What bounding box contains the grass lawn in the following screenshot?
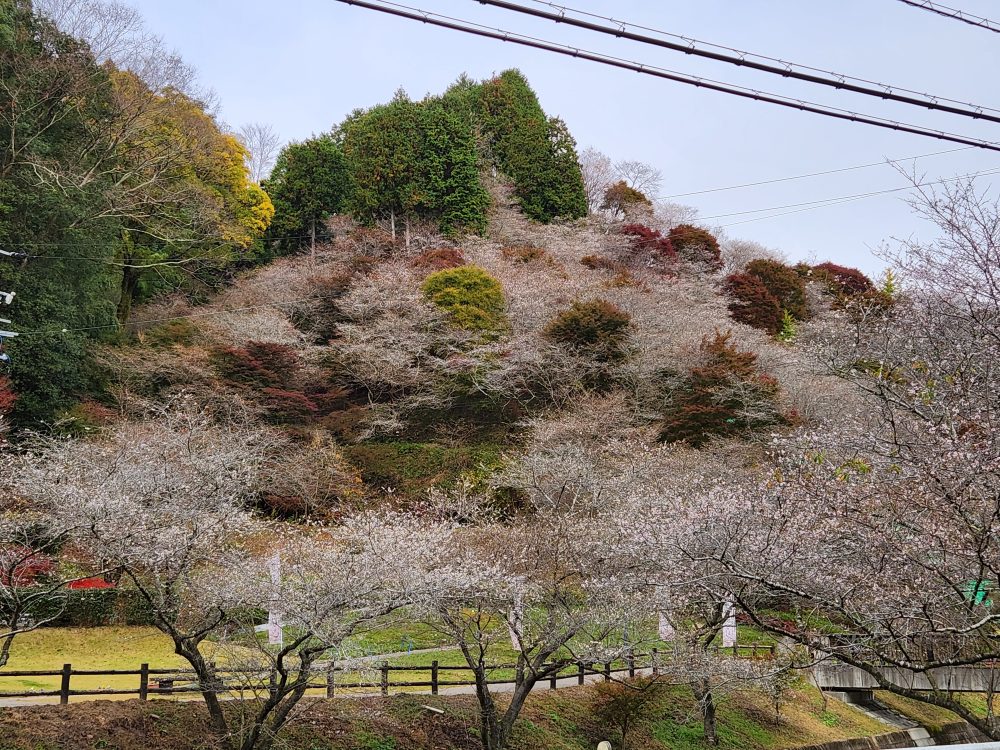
[0,626,185,699]
[874,690,1000,733]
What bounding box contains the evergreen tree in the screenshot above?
[342,92,488,238]
[264,134,352,255]
[0,1,119,425]
[476,70,587,222]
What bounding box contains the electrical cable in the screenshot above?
[332,0,1000,153]
[711,167,1000,226]
[476,0,1000,123]
[14,300,310,337]
[662,146,971,199]
[895,0,1000,33]
[518,0,1000,88]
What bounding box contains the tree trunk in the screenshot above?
[486,678,535,750]
[404,216,410,249]
[117,264,140,328]
[474,668,502,750]
[310,217,316,263]
[178,645,233,750]
[390,209,396,241]
[695,679,718,746]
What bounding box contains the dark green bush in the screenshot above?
[343,441,504,499]
[421,265,507,333]
[544,299,632,363]
[141,319,199,348]
[29,588,156,628]
[602,181,651,214]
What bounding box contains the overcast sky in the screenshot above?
[126,0,1000,275]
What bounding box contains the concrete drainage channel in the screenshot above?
[825,690,935,747]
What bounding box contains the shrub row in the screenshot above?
[27,587,157,628]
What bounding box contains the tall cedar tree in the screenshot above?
[263,134,353,254]
[659,331,785,446]
[342,92,488,236]
[476,70,587,222]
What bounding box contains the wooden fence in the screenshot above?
[0,643,777,704]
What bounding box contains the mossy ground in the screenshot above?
[0,682,893,750]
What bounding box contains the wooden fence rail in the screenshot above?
[0,643,777,704]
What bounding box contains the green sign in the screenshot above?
[963,579,994,607]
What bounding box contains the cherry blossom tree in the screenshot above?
[681,178,1000,738]
[15,408,449,750]
[420,442,654,750]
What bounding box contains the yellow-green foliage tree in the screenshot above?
[108,71,274,323]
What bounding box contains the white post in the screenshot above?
[722,597,737,648]
[267,553,283,647]
[658,611,675,640]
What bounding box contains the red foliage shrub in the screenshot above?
[501,245,548,264]
[668,224,722,268]
[411,247,466,272]
[621,224,677,260]
[744,259,809,320]
[581,254,619,271]
[0,376,16,414]
[0,547,54,586]
[213,342,301,389]
[812,262,874,296]
[659,330,785,447]
[261,388,319,424]
[68,576,115,590]
[724,273,783,334]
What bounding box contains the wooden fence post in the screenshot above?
[139,663,149,701]
[577,662,585,686]
[651,648,659,677]
[59,664,71,705]
[380,662,389,696]
[431,660,439,696]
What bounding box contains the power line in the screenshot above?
[15,301,309,337]
[333,0,1000,153]
[517,0,1000,93]
[476,0,1000,124]
[699,165,1000,220]
[662,146,971,199]
[710,166,1000,227]
[895,0,1000,33]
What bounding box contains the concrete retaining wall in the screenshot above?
[793,729,919,750]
